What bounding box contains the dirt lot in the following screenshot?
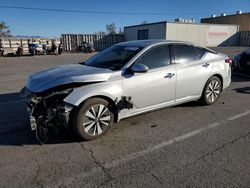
[0,48,250,187]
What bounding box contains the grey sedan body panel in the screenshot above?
[64,78,123,106]
[175,57,214,100]
[62,41,231,121]
[122,64,177,108]
[25,40,231,126]
[209,53,231,89]
[119,94,200,121]
[27,64,113,92]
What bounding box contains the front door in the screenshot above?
[122,44,176,109]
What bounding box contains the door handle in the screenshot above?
[164,73,175,78]
[202,63,210,68]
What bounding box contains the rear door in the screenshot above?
[172,44,213,100]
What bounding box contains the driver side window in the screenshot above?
[135,45,171,69]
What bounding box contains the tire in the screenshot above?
[30,50,35,56]
[200,76,222,105]
[73,98,114,140]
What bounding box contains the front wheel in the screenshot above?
[200,76,222,105]
[73,98,114,140]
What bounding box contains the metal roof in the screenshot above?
[124,21,239,28]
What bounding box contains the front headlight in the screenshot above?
[20,87,33,99]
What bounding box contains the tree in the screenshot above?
[106,23,116,34]
[0,22,11,37]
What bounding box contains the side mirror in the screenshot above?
[131,63,148,73]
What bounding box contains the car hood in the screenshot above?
[26,64,113,93]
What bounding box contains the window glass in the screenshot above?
[196,47,207,59]
[135,45,171,69]
[173,44,198,63]
[85,45,143,70]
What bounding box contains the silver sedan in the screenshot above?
[22,40,231,142]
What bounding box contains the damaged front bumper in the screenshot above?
[21,87,74,143]
[27,101,73,131]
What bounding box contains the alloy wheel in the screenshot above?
[82,104,111,136]
[206,80,221,103]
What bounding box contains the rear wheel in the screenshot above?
[73,98,114,140]
[200,76,222,105]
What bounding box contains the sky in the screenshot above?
[0,0,249,37]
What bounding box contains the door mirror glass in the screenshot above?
[131,63,148,73]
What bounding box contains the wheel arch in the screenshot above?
[89,95,119,123]
[73,95,119,123]
[199,74,223,105]
[211,74,223,91]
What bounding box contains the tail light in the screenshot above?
[225,59,233,64]
[225,58,233,66]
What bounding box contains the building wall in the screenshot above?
[239,31,250,46]
[201,13,250,31]
[124,22,166,41]
[166,23,239,46]
[124,22,239,47]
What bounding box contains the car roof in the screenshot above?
[244,48,250,55]
[117,39,217,54]
[117,39,194,48]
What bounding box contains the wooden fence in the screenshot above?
[239,31,250,46]
[61,34,124,51]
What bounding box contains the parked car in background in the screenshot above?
[16,44,23,56]
[28,43,47,56]
[28,43,38,56]
[47,43,57,55]
[233,48,250,76]
[58,44,63,55]
[21,40,231,143]
[0,47,4,57]
[82,42,95,53]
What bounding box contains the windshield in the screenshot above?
[85,45,143,70]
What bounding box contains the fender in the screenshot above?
[64,80,123,106]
